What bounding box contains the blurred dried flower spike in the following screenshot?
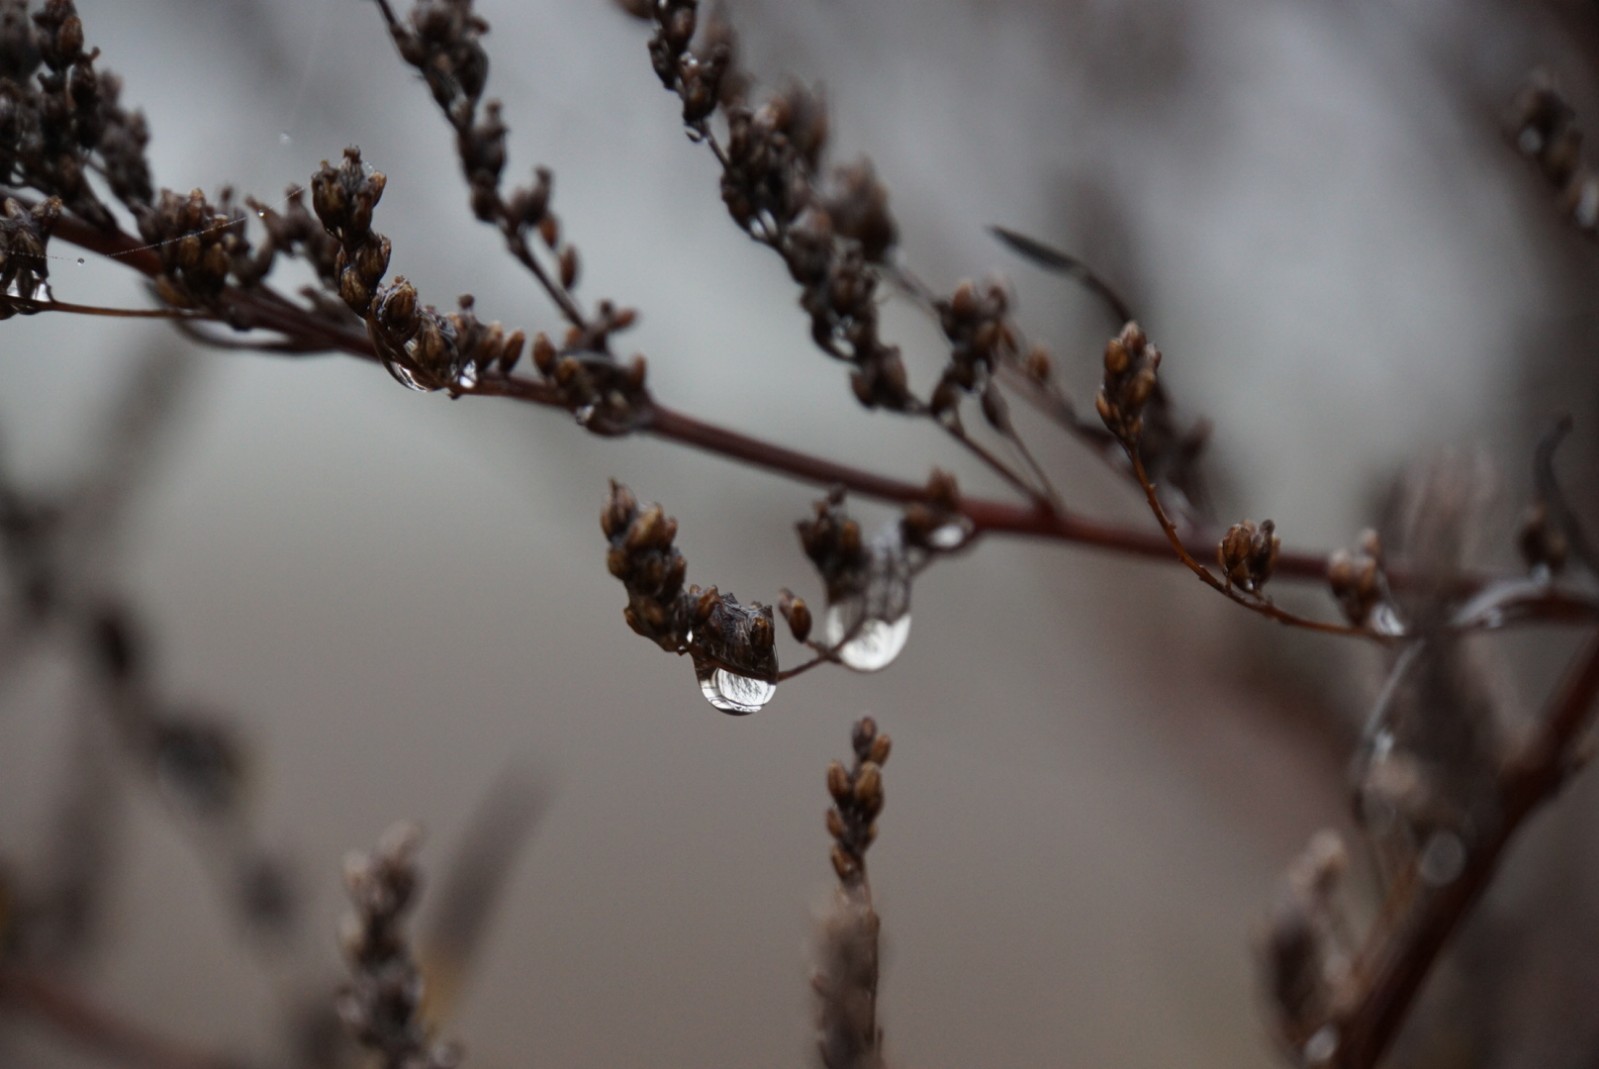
[1327,530,1400,633]
[1260,830,1353,1060]
[798,490,913,673]
[1096,321,1161,447]
[815,717,890,1069]
[337,823,460,1069]
[601,481,779,713]
[1509,73,1599,233]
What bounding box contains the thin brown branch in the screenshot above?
[1331,630,1599,1068]
[1128,450,1388,641]
[30,200,1598,630]
[0,966,234,1069]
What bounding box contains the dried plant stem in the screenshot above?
[1330,630,1599,1068]
[1128,450,1390,640]
[0,966,233,1069]
[26,208,1598,629]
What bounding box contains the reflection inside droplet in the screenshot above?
[698,667,775,715]
[383,353,432,392]
[1369,603,1404,636]
[823,600,912,672]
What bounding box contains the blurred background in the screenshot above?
[5,0,1599,1066]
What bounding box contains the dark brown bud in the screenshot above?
[852,762,884,817]
[498,329,527,372]
[950,279,979,320]
[830,845,857,884]
[826,760,851,804]
[825,807,846,840]
[558,245,579,289]
[532,332,557,375]
[537,213,559,248]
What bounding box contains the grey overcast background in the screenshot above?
[5,1,1599,1067]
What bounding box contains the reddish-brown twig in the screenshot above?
[1329,630,1599,1068]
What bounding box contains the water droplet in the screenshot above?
[74,256,85,265]
[822,526,913,671]
[382,354,433,392]
[574,404,597,426]
[697,667,775,715]
[1370,603,1405,636]
[928,519,970,550]
[824,604,912,671]
[1418,831,1466,886]
[1302,1025,1339,1065]
[454,359,479,391]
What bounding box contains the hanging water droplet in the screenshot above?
[574,404,597,426]
[454,359,479,391]
[697,667,776,715]
[1369,603,1404,636]
[74,256,85,266]
[927,521,969,550]
[824,605,911,671]
[1302,1025,1339,1065]
[822,526,913,672]
[1418,831,1466,886]
[382,353,433,392]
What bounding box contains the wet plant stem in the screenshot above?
[1331,629,1599,1069]
[28,207,1596,623]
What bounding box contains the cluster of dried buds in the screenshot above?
[1326,529,1392,628]
[382,0,594,338]
[1260,830,1353,1061]
[311,148,392,317]
[0,194,58,314]
[1,0,152,226]
[797,488,869,605]
[337,824,460,1069]
[825,716,891,887]
[311,148,524,394]
[371,285,524,393]
[1095,321,1162,447]
[797,489,917,672]
[134,188,251,306]
[632,1,909,411]
[602,482,779,711]
[932,278,1018,415]
[530,308,653,435]
[1219,518,1280,595]
[602,480,690,652]
[382,0,488,115]
[638,0,740,127]
[1509,75,1599,233]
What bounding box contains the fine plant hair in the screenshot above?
[4,2,1599,1068]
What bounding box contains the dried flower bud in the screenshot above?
[1219,519,1279,594]
[826,760,851,804]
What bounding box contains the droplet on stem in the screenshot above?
[824,526,913,672]
[696,664,776,715]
